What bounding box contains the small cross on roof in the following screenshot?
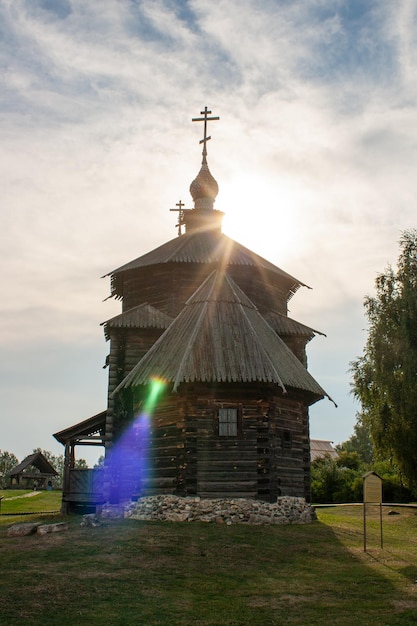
[192,106,219,161]
[170,199,188,236]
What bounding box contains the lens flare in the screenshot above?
[107,378,166,503]
[144,377,166,412]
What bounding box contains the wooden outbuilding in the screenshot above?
[8,452,58,490]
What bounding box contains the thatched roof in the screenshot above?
[8,452,58,477]
[101,303,173,340]
[106,230,307,302]
[114,270,330,403]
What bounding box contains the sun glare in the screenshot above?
[219,173,300,264]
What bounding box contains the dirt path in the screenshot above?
[3,491,42,501]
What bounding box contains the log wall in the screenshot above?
[104,258,313,503]
[121,264,290,319]
[119,384,312,503]
[105,327,165,448]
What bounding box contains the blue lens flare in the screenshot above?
[107,378,166,502]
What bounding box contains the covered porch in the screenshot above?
[53,411,106,513]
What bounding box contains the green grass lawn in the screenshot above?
[1,498,417,625]
[0,489,62,515]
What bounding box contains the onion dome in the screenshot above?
[189,156,219,210]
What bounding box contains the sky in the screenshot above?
[2,0,417,466]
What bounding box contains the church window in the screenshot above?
[218,408,238,437]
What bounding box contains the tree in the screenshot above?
[0,450,19,488]
[94,455,105,469]
[350,230,417,492]
[336,415,373,465]
[310,455,362,503]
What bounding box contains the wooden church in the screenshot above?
[55,107,331,511]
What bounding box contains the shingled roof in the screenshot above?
[114,270,330,403]
[263,310,325,341]
[106,230,308,302]
[310,440,339,462]
[101,303,173,340]
[8,452,58,477]
[53,410,107,446]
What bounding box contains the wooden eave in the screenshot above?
[101,303,173,340]
[263,310,326,342]
[104,231,307,302]
[114,270,330,402]
[53,411,107,446]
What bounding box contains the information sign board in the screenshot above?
[363,472,382,503]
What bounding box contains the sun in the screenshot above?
[218,172,300,265]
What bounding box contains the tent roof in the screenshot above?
[115,270,330,403]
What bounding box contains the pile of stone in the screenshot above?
[124,495,316,525]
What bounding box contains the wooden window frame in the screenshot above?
[217,406,241,437]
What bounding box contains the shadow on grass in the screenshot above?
[1,514,417,625]
[399,565,417,583]
[367,551,417,584]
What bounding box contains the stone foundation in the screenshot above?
[122,495,316,525]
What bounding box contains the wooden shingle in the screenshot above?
[106,230,307,303]
[115,270,329,402]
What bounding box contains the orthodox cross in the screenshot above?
[192,106,219,160]
[170,199,186,236]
